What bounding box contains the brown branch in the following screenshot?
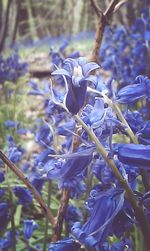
[104,0,120,19]
[51,128,82,241]
[0,150,55,226]
[90,0,129,63]
[52,189,70,241]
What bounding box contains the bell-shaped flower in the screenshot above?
[23,220,38,239]
[44,146,94,185]
[116,75,150,103]
[35,122,53,148]
[0,203,9,231]
[72,188,124,248]
[13,187,33,206]
[52,57,100,114]
[115,143,150,169]
[49,238,79,251]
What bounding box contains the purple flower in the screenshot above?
[49,238,79,251]
[23,220,38,239]
[52,57,99,114]
[72,188,124,248]
[4,120,19,128]
[116,143,150,169]
[13,187,33,206]
[116,76,150,103]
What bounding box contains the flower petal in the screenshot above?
[82,62,100,77]
[51,69,71,78]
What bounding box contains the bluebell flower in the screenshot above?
[0,231,14,250]
[17,128,28,135]
[7,145,24,164]
[34,148,55,167]
[35,122,53,148]
[0,189,5,198]
[23,220,38,239]
[72,188,124,248]
[0,172,5,182]
[52,57,100,114]
[0,52,28,83]
[44,146,94,183]
[0,203,9,231]
[115,143,150,169]
[49,238,79,251]
[13,187,33,206]
[93,158,114,185]
[125,111,143,133]
[116,82,147,104]
[65,204,83,229]
[4,120,19,128]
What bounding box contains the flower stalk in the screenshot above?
[74,114,150,249]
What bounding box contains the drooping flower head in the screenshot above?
[52,57,100,114]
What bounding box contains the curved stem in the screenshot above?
[102,94,150,191]
[52,189,70,241]
[0,150,55,226]
[74,114,150,249]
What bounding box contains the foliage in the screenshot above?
[0,2,150,251]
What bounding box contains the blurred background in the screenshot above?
[0,0,148,52]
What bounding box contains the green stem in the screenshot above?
[102,94,150,191]
[74,114,150,250]
[43,181,51,251]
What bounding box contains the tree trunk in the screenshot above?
[0,0,12,52]
[11,0,21,46]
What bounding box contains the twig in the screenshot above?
[0,150,55,226]
[90,0,129,62]
[52,189,70,241]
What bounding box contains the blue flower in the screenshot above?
[13,187,33,206]
[4,120,19,128]
[72,188,124,248]
[7,145,24,164]
[35,122,53,148]
[52,57,99,114]
[116,76,150,103]
[0,231,14,250]
[49,238,79,251]
[44,146,94,183]
[115,143,150,169]
[65,204,83,229]
[0,203,9,231]
[0,172,5,183]
[23,220,38,239]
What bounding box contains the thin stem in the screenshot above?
[43,181,51,251]
[102,95,150,192]
[52,189,70,242]
[0,150,55,226]
[74,114,150,249]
